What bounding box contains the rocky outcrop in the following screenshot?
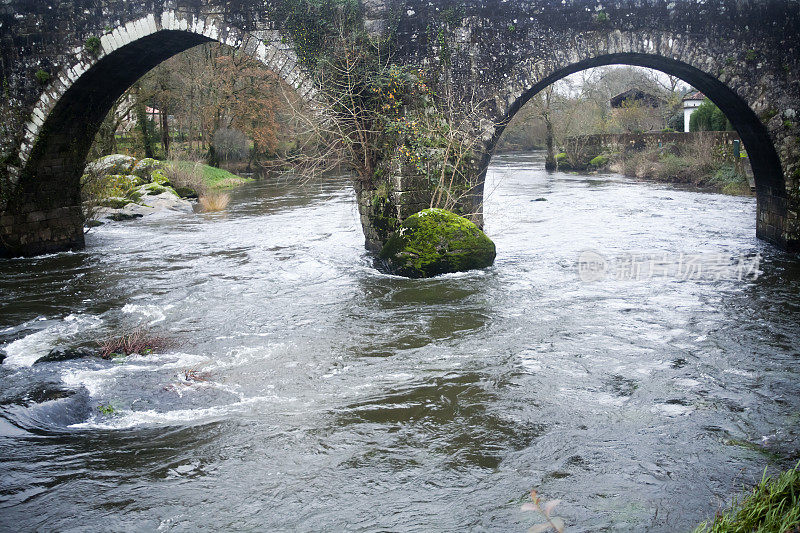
[83,155,195,224]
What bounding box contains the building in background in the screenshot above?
[683,91,705,132]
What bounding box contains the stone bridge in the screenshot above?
[1,0,799,257]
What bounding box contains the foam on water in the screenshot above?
[2,314,102,367]
[69,393,296,430]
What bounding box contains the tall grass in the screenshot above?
[97,327,171,358]
[694,463,800,533]
[198,192,231,212]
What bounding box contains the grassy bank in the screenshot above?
[694,463,800,533]
[167,161,253,190]
[609,141,753,196]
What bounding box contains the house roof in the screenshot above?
[683,90,705,101]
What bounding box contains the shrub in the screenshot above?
[163,161,208,196]
[690,99,732,132]
[35,69,51,84]
[85,36,102,56]
[589,155,609,168]
[555,152,567,163]
[199,192,230,212]
[212,128,250,162]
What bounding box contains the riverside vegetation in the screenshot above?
[553,134,753,196]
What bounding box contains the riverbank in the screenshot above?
[82,155,253,226]
[554,133,753,195]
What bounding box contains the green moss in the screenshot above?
[555,152,568,163]
[98,197,130,209]
[142,182,178,196]
[85,36,102,56]
[174,186,198,199]
[594,11,609,23]
[379,208,496,278]
[745,49,758,62]
[760,108,779,122]
[34,69,51,84]
[694,462,800,532]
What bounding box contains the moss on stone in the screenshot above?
[379,208,496,278]
[590,155,610,167]
[99,197,130,209]
[142,182,179,197]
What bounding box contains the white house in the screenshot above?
[683,91,705,132]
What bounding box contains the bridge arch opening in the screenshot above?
[484,53,785,241]
[6,16,313,257]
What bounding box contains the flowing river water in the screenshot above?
[1,152,799,532]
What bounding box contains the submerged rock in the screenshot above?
[35,346,95,364]
[0,349,6,364]
[379,208,496,278]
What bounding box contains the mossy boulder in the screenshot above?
[141,183,179,197]
[174,186,199,199]
[132,158,164,179]
[379,208,496,278]
[85,154,137,176]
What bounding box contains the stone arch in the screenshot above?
[477,31,793,249]
[4,11,316,256]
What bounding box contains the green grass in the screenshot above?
[694,462,800,533]
[168,161,253,189]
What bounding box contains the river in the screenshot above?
[1,152,798,532]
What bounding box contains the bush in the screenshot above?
[198,192,230,212]
[163,161,208,197]
[691,99,733,132]
[589,155,609,168]
[212,128,250,162]
[555,152,567,163]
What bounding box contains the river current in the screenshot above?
[1,152,799,531]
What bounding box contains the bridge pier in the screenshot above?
[0,180,85,258]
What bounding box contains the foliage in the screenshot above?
[690,99,732,132]
[85,36,102,56]
[617,135,751,195]
[213,128,250,162]
[271,0,362,70]
[590,155,609,167]
[34,69,51,84]
[694,463,800,533]
[97,403,118,415]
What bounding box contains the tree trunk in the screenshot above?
[160,104,170,156]
[134,85,154,159]
[544,116,556,171]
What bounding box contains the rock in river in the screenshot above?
[379,208,496,278]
